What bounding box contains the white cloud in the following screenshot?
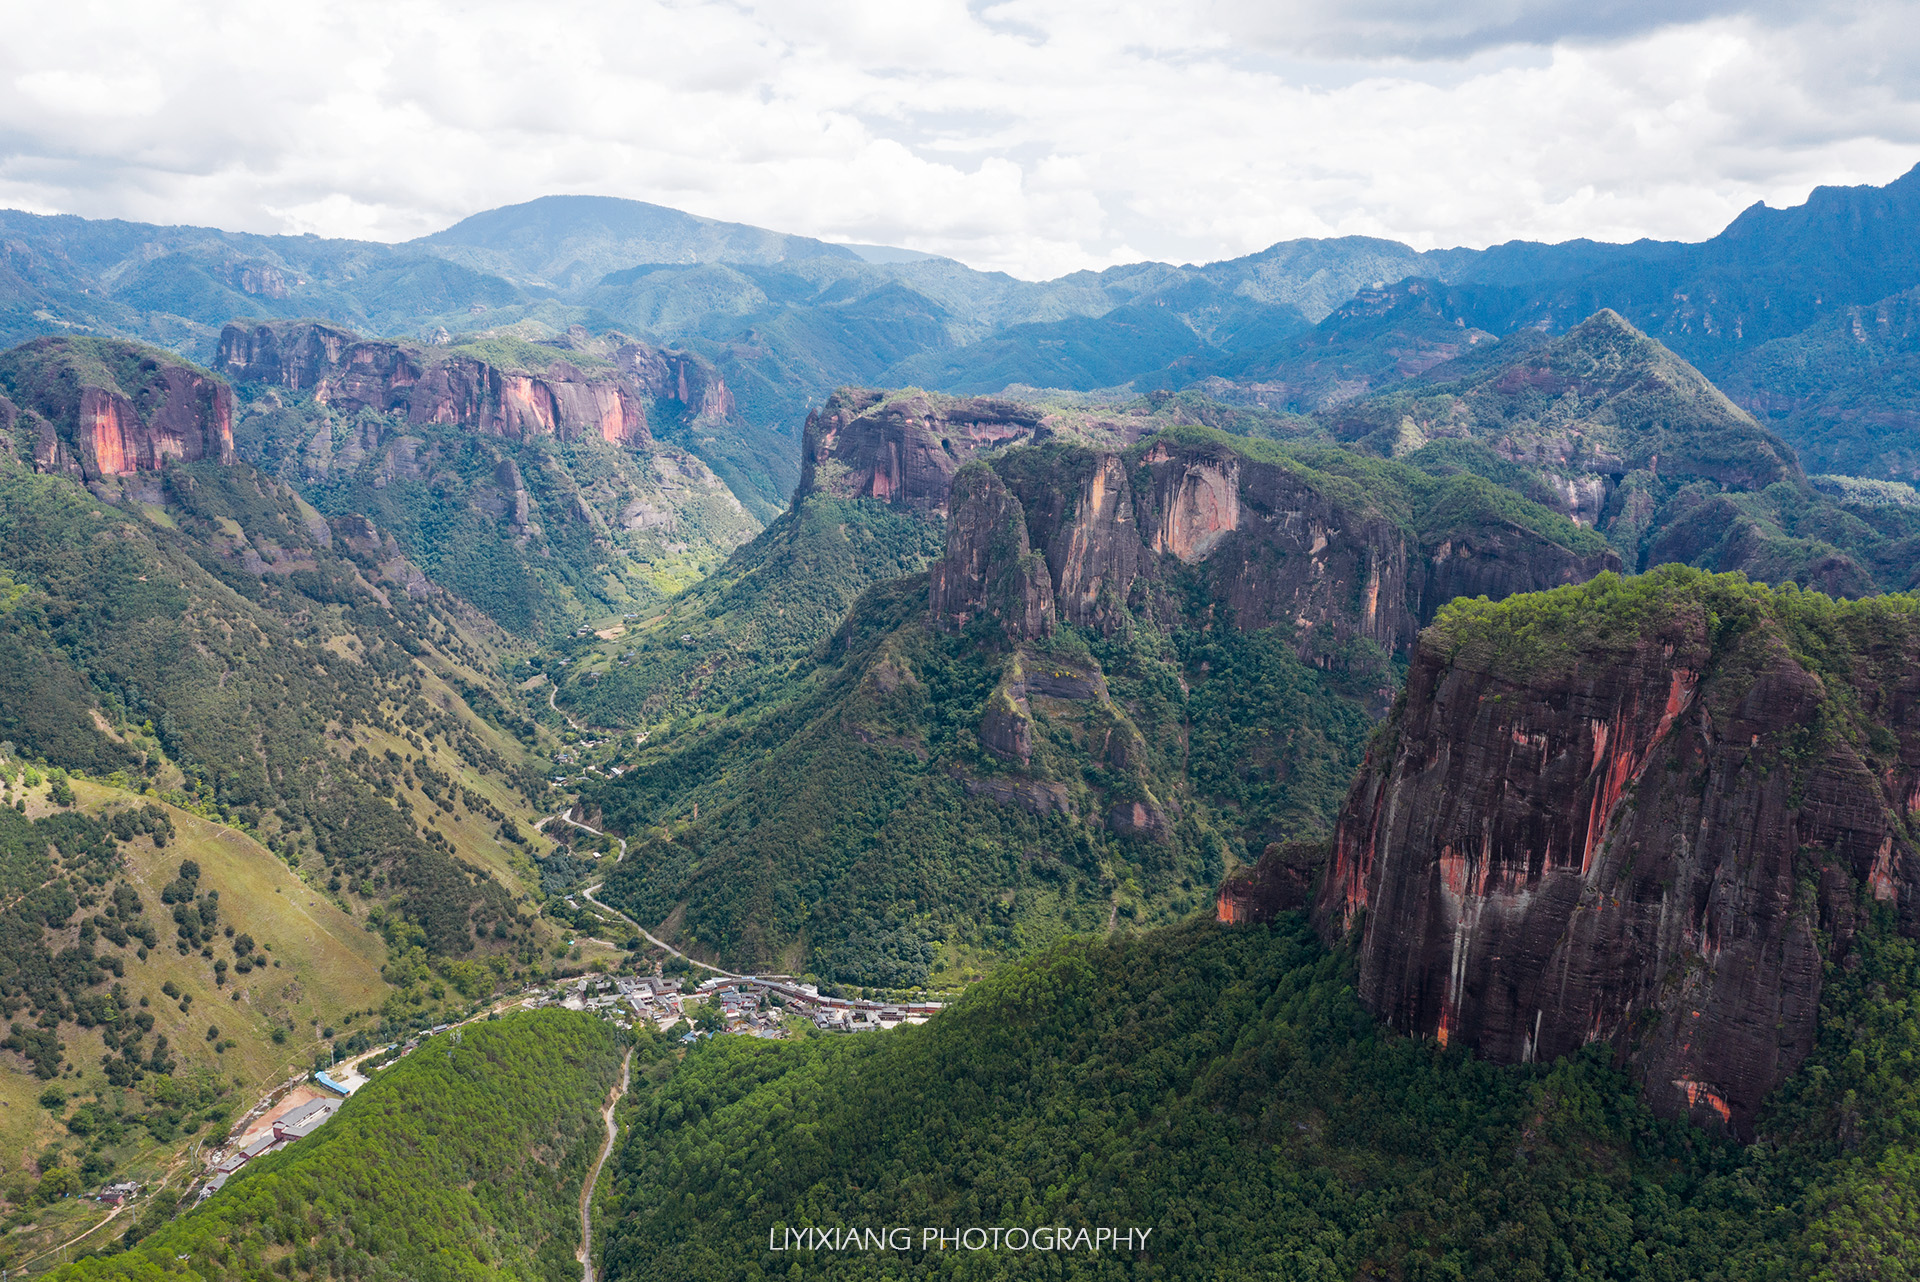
[0,0,1915,277]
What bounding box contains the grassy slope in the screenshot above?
[0,779,392,1271]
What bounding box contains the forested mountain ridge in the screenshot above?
[0,334,575,957]
[549,306,1899,743]
[579,406,1624,980]
[601,910,1920,1280]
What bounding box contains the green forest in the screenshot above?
[602,913,1920,1281]
[55,1010,627,1282]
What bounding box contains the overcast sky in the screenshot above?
[2,0,1917,279]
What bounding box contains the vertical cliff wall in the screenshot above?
[216,321,695,447]
[929,464,1055,643]
[797,388,1044,514]
[986,430,1618,664]
[0,336,234,481]
[1303,567,1920,1135]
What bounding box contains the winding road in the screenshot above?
[576,1048,633,1282]
[581,880,742,979]
[547,679,587,733]
[536,807,738,978]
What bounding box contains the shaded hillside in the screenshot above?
[583,427,1615,978]
[1326,311,1920,596]
[559,388,1052,732]
[603,913,1920,1279]
[1719,284,1920,482]
[54,1010,625,1282]
[1188,276,1498,412]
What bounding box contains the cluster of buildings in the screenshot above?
[196,1096,342,1202]
[685,974,941,1036]
[172,961,951,1215]
[525,970,942,1041]
[94,1180,141,1207]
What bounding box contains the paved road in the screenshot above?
[576,1048,633,1282]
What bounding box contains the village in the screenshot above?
[169,968,944,1207]
[544,972,944,1040]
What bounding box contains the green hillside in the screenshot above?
[232,397,762,640]
[54,1009,627,1282]
[602,912,1920,1281]
[575,422,1617,980]
[558,493,944,733]
[0,776,397,1274]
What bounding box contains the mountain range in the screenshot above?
[9,164,1920,514]
[8,165,1920,1278]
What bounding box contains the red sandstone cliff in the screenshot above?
[987,433,1618,663]
[1283,567,1920,1135]
[798,388,1044,514]
[929,464,1055,643]
[0,336,234,481]
[217,321,743,449]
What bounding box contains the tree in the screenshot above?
[37,1167,80,1202]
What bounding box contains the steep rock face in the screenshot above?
[799,388,1043,514]
[988,431,1622,662]
[1305,568,1920,1136]
[1041,452,1149,634]
[217,321,667,446]
[1413,521,1622,621]
[613,343,735,421]
[1140,437,1415,649]
[929,464,1054,642]
[0,336,233,481]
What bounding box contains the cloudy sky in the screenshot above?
[2,0,1917,278]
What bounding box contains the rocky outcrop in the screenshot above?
[1300,566,1920,1136]
[612,343,735,421]
[968,430,1629,670]
[215,321,728,448]
[1413,518,1622,621]
[1004,436,1483,652]
[0,336,234,481]
[929,465,1054,642]
[1137,436,1416,648]
[951,768,1075,819]
[799,388,1043,514]
[1038,452,1150,635]
[1217,840,1328,922]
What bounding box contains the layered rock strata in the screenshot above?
[798,388,1043,513]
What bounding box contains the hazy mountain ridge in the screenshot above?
[12,165,1920,505]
